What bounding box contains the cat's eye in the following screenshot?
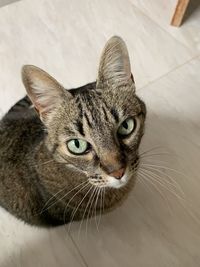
[117,118,136,137]
[67,139,90,155]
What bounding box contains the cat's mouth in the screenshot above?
[89,158,139,189]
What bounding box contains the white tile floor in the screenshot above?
[0,0,200,266]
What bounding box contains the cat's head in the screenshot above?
[22,36,146,189]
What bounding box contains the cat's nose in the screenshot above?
[109,167,125,179]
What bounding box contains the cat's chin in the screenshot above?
[106,171,131,189]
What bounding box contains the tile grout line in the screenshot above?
[137,54,200,92]
[69,232,89,267]
[127,0,199,53]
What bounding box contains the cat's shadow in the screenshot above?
[1,112,200,267]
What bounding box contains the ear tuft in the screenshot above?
[21,65,66,120]
[97,36,132,87]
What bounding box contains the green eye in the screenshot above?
[67,139,90,155]
[118,118,135,137]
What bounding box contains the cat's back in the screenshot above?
[0,96,44,160]
[0,96,45,219]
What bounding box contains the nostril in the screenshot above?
[110,168,125,180]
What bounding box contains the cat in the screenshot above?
[0,36,146,226]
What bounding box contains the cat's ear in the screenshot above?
[22,65,69,121]
[97,36,133,88]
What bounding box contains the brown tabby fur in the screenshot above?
[0,36,146,226]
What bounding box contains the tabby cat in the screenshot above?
[0,36,146,226]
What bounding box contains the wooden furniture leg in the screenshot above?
[171,0,190,27]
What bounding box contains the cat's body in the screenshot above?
[0,37,146,226]
[0,90,135,226]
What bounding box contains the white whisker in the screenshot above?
[63,182,91,225]
[141,163,186,177]
[94,188,101,232]
[67,184,93,233]
[86,187,99,236]
[139,169,184,201]
[97,188,103,228]
[140,164,185,197]
[140,166,184,195]
[140,146,165,157]
[138,172,172,214]
[40,180,88,214]
[78,186,96,239]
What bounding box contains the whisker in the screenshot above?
[140,152,173,159]
[138,172,172,214]
[39,159,55,166]
[40,186,67,214]
[31,159,55,169]
[85,186,99,237]
[40,180,88,214]
[102,187,106,215]
[137,177,154,195]
[138,154,200,227]
[67,183,93,233]
[63,182,90,225]
[93,187,101,232]
[139,169,184,201]
[139,169,176,195]
[139,171,200,226]
[140,164,185,196]
[97,188,103,228]
[78,186,96,239]
[139,146,165,157]
[141,163,187,177]
[140,166,183,194]
[176,198,200,226]
[141,158,171,165]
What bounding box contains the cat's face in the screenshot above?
[22,36,146,189]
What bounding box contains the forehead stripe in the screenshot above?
[84,112,92,128]
[74,120,85,136]
[110,107,119,123]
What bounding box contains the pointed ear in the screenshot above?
[97,36,133,88]
[22,65,68,121]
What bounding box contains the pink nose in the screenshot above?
[110,168,125,179]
